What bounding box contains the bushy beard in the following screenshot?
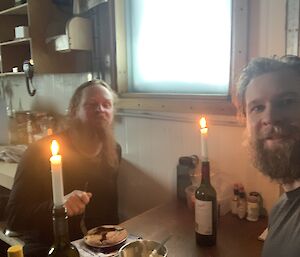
[70,118,119,169]
[97,121,120,169]
[247,125,300,184]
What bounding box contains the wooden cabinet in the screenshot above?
[0,0,92,76]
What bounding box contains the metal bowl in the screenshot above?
[118,240,168,257]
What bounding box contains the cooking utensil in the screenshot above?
[119,240,168,257]
[149,235,172,257]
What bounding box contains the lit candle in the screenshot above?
[199,117,208,161]
[50,140,64,207]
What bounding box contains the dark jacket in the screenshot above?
[5,131,121,245]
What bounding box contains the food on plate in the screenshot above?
[84,225,128,248]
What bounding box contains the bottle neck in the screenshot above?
[52,206,71,246]
[201,161,211,185]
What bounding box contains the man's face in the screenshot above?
[245,70,300,182]
[75,85,114,132]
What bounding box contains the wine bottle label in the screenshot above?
[195,199,212,235]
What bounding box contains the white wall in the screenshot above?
[114,112,279,220]
[248,0,286,58]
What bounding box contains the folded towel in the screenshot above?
[0,145,27,163]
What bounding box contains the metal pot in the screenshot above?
[118,240,168,257]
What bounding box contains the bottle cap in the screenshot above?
[7,245,24,257]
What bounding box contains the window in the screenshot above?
[115,0,248,113]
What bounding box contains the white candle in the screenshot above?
[50,140,64,207]
[199,117,208,161]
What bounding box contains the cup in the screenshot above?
[119,240,167,257]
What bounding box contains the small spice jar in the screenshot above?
[246,194,259,222]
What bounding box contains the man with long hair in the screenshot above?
[233,55,300,257]
[5,79,121,256]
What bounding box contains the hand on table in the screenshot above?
[64,190,92,217]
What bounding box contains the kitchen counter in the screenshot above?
[0,162,17,189]
[0,162,20,247]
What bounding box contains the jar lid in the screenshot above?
[248,195,258,203]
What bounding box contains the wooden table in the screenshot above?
[120,201,267,257]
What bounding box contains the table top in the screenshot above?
[120,200,267,257]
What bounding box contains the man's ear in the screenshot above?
[69,106,77,118]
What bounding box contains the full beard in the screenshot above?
[71,118,119,169]
[247,126,300,184]
[98,121,120,169]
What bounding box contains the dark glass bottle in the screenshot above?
[48,206,80,257]
[195,161,217,246]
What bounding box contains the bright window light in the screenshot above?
[126,0,232,94]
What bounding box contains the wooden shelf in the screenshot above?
[0,3,27,15]
[0,37,30,46]
[0,72,25,77]
[0,0,91,74]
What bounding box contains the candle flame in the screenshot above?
[199,117,207,129]
[51,140,59,156]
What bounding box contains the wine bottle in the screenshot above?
[195,161,217,246]
[48,206,80,257]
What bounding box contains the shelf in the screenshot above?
[0,72,25,77]
[0,0,92,74]
[0,37,30,46]
[0,3,27,15]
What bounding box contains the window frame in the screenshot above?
[114,0,248,115]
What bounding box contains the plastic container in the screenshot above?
[15,26,29,39]
[247,195,259,221]
[7,245,24,257]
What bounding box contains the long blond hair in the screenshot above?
[68,79,120,169]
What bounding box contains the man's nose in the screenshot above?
[95,104,105,112]
[262,105,281,126]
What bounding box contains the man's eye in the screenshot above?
[250,105,264,113]
[103,102,112,109]
[278,98,297,107]
[85,103,97,109]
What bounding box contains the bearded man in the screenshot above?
[234,55,300,257]
[5,80,121,257]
